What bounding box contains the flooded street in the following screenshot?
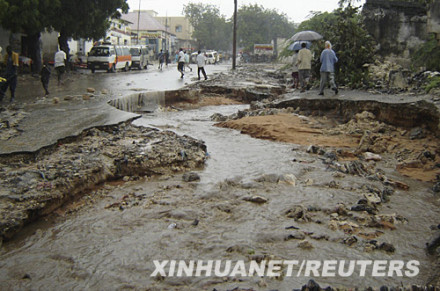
[1,84,439,289]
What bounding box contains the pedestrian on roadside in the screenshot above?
[196,51,208,80]
[296,42,312,93]
[40,61,51,96]
[291,50,299,89]
[318,41,338,96]
[177,48,185,78]
[0,45,19,103]
[184,51,192,72]
[165,50,170,67]
[158,49,164,70]
[54,48,66,85]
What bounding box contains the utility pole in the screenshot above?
[137,0,141,44]
[232,0,237,70]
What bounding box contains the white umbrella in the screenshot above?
[290,30,323,42]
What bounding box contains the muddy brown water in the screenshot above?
[1,102,439,289]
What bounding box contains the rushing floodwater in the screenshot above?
[0,104,439,289]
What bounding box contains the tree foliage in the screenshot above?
[287,5,375,88]
[0,0,129,72]
[237,4,295,52]
[412,34,440,71]
[183,3,231,51]
[52,0,129,41]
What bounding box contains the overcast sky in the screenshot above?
[126,0,366,23]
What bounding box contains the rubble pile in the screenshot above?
[0,123,207,240]
[325,111,440,182]
[366,59,440,95]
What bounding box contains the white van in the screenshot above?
[129,45,149,70]
[87,43,132,73]
[205,50,218,64]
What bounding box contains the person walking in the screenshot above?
[0,46,19,103]
[54,48,66,85]
[296,42,312,93]
[158,49,164,70]
[184,51,192,72]
[291,50,299,89]
[40,62,51,96]
[165,50,170,67]
[196,51,208,80]
[319,41,338,96]
[177,48,185,78]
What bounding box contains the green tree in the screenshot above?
[290,5,374,88]
[236,4,295,53]
[412,34,440,71]
[1,0,59,73]
[51,0,129,62]
[183,3,231,51]
[0,0,129,73]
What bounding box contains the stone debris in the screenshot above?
[243,195,268,204]
[297,239,314,249]
[182,172,201,182]
[0,123,207,240]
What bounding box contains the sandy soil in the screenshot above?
[216,113,440,182]
[215,113,360,148]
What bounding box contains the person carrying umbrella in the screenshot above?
[296,42,312,93]
[318,41,338,96]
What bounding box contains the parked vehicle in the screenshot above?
[87,43,132,73]
[190,52,198,64]
[129,45,149,70]
[205,50,218,64]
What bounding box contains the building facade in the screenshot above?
[155,16,195,53]
[122,10,173,56]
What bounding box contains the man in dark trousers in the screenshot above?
[40,62,51,96]
[196,51,208,80]
[177,48,185,78]
[0,46,19,103]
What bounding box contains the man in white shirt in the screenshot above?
[54,49,66,85]
[196,51,208,80]
[177,48,185,78]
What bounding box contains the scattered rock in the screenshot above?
[285,205,310,221]
[281,174,297,186]
[306,145,320,154]
[409,127,426,140]
[285,231,306,240]
[364,152,382,161]
[351,204,377,215]
[182,172,200,182]
[297,240,313,249]
[301,279,321,290]
[243,195,268,204]
[343,236,358,246]
[364,192,382,205]
[87,88,96,93]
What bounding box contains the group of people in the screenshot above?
[157,48,208,81]
[292,40,338,96]
[0,45,67,103]
[177,48,208,80]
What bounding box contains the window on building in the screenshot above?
[175,25,182,33]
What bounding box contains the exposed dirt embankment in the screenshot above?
[216,109,440,183]
[0,123,207,241]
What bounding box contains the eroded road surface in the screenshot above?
[1,65,439,290]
